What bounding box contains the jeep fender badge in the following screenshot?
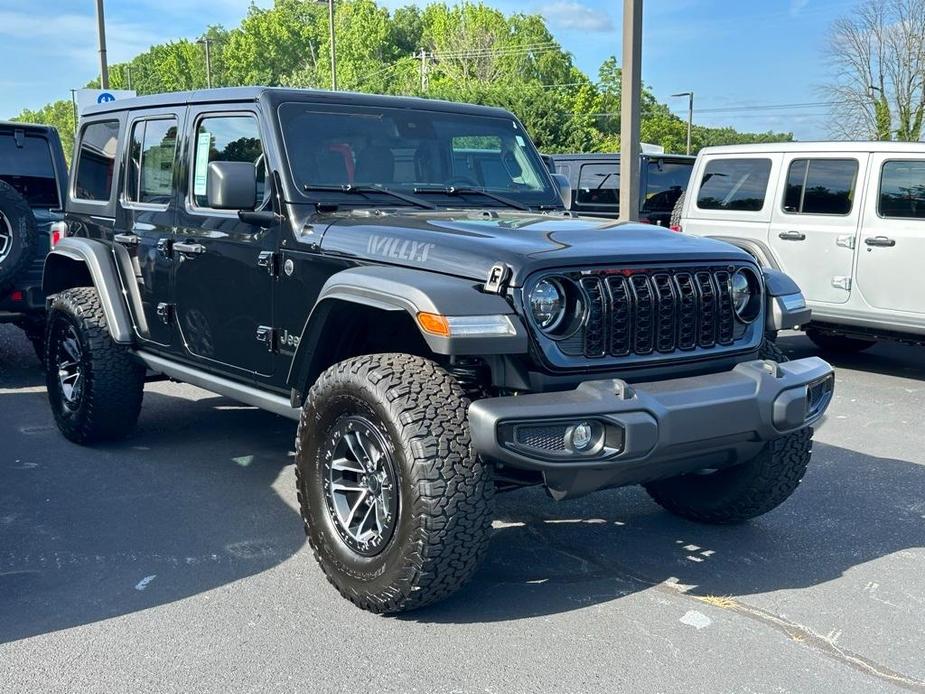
[484,263,511,294]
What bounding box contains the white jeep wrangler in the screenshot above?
[677,142,925,352]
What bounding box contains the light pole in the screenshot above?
[619,0,643,223]
[95,0,109,89]
[198,37,214,89]
[672,91,693,155]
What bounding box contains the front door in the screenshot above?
[767,154,864,305]
[855,154,925,316]
[173,109,276,377]
[115,109,183,348]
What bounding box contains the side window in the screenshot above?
[783,158,858,215]
[576,163,619,206]
[125,118,178,205]
[74,120,120,202]
[696,158,771,212]
[879,160,925,219]
[192,115,264,208]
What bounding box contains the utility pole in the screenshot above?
[327,0,337,91]
[619,0,642,223]
[198,38,214,89]
[417,48,429,92]
[672,91,694,155]
[94,0,109,89]
[125,65,132,90]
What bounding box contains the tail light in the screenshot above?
[669,224,682,232]
[50,221,68,248]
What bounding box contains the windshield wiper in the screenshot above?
[303,183,436,210]
[413,185,532,212]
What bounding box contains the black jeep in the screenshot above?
[43,88,831,613]
[0,122,68,356]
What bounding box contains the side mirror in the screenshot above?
[207,161,257,210]
[551,173,572,210]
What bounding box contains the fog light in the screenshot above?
[570,422,594,451]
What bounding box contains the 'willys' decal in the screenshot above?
[367,235,435,263]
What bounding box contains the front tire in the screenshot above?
[644,427,813,524]
[295,353,494,613]
[46,287,145,444]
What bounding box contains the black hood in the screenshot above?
[318,210,750,286]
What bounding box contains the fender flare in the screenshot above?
[287,265,528,391]
[42,237,134,344]
[705,235,780,270]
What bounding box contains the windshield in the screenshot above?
[278,102,560,209]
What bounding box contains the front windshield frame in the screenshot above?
[277,101,562,210]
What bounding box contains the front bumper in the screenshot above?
[469,357,834,499]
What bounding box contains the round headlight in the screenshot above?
[529,278,566,331]
[731,268,761,322]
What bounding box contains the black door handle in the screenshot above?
[778,230,806,241]
[114,233,140,246]
[173,241,206,256]
[864,236,896,248]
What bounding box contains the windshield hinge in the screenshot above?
[484,263,512,294]
[257,251,279,277]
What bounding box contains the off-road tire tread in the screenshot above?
[295,353,494,614]
[46,287,144,443]
[669,190,685,228]
[645,427,813,524]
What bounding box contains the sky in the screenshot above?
[1,0,852,139]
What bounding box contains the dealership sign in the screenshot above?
[74,89,137,115]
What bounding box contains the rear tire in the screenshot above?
[644,427,813,524]
[806,328,875,354]
[45,287,145,443]
[295,353,494,613]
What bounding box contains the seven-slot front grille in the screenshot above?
[573,269,738,359]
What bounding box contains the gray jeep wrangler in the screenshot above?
[44,87,833,613]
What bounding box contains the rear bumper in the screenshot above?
[468,357,834,499]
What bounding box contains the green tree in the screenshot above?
[13,100,77,163]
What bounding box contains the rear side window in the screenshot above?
[879,160,925,219]
[696,158,771,212]
[576,163,619,206]
[783,159,858,215]
[642,160,693,213]
[74,120,120,202]
[125,118,178,205]
[0,129,59,207]
[192,115,264,208]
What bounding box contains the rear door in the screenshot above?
[855,154,925,316]
[115,108,184,348]
[768,154,864,304]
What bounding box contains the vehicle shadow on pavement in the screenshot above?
[410,440,925,623]
[0,375,303,644]
[776,333,925,382]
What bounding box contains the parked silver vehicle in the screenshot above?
[677,142,925,351]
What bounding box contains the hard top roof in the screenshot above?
[699,141,925,155]
[0,120,58,134]
[82,86,517,120]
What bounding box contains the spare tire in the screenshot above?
[669,190,686,229]
[0,180,38,293]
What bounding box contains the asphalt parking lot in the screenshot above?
[1,324,923,693]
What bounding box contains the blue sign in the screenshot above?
[97,92,116,104]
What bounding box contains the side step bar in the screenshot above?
[135,351,300,421]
